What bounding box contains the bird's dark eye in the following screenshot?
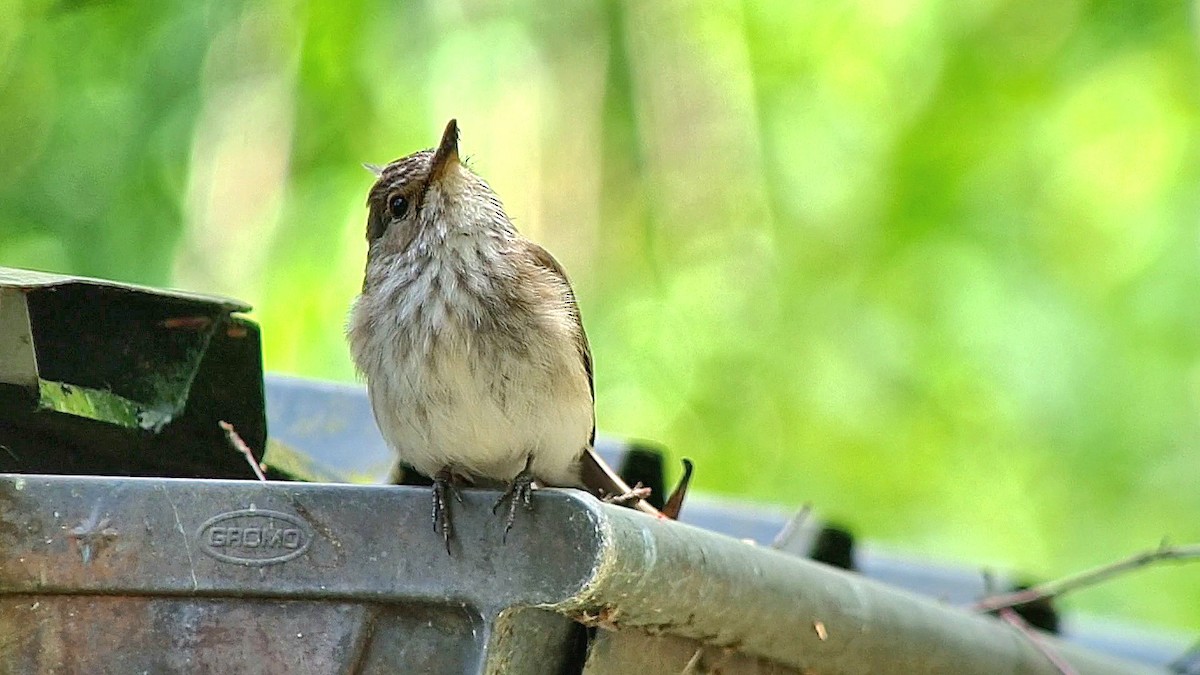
[389,195,409,219]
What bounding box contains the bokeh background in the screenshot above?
[2,0,1199,632]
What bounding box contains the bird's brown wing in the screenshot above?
[518,239,595,416]
[520,239,661,517]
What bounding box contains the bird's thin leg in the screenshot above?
[493,455,536,542]
[432,467,461,554]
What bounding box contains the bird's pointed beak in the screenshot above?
[429,119,460,182]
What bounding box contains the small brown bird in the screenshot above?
[348,119,619,550]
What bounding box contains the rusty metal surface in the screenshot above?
[0,596,375,674]
[0,475,600,607]
[0,474,596,674]
[0,473,1169,675]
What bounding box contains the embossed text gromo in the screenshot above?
[197,509,312,565]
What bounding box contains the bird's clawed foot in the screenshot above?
[432,468,463,554]
[493,457,536,542]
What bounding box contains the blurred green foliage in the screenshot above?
[2,0,1199,631]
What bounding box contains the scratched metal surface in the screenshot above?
[0,475,589,674]
[0,473,1169,675]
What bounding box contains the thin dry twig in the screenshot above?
[602,482,653,505]
[770,503,813,550]
[998,608,1077,675]
[218,420,267,482]
[974,541,1200,613]
[581,447,661,518]
[980,571,1073,675]
[679,645,734,675]
[680,648,705,674]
